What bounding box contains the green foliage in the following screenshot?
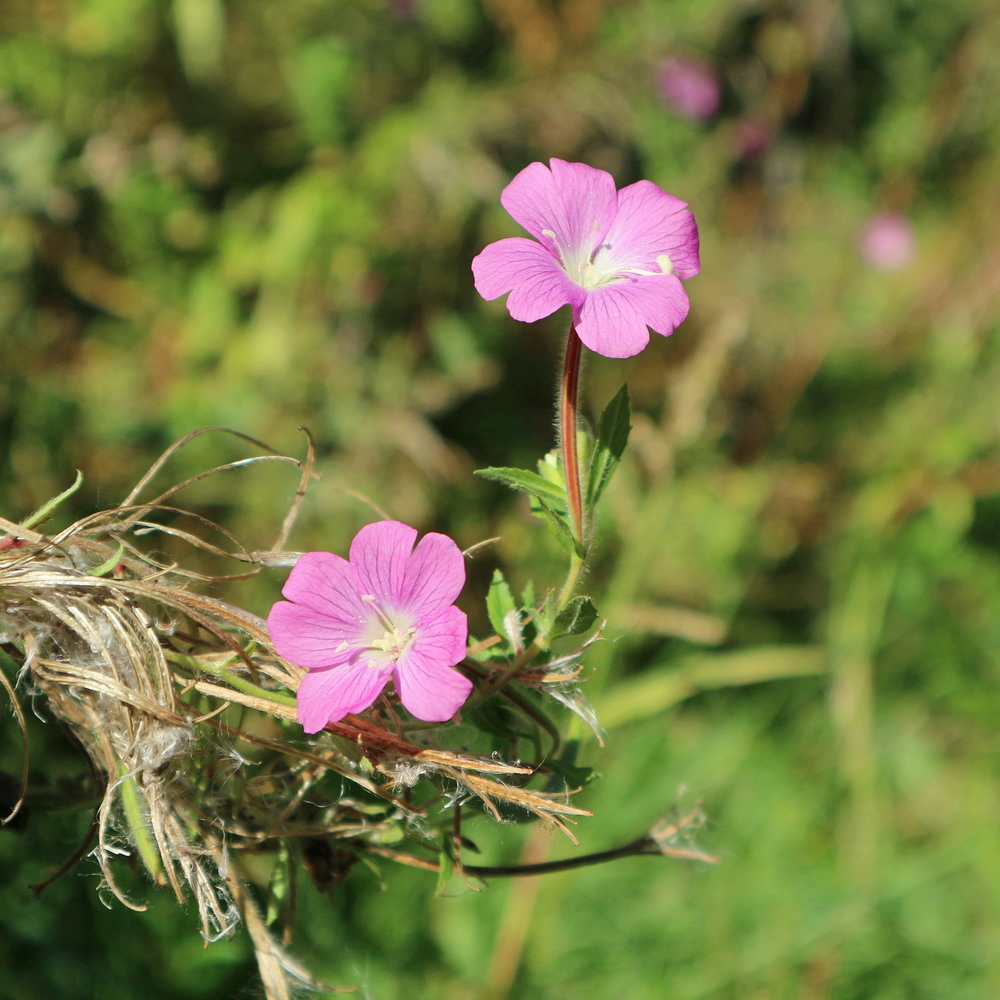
[477,463,579,555]
[549,596,599,641]
[485,568,518,643]
[586,384,631,508]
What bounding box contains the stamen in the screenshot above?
[630,254,677,279]
[367,625,417,663]
[360,593,397,633]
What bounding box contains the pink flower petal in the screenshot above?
[394,605,469,719]
[414,603,469,664]
[280,551,368,628]
[575,273,690,358]
[267,601,365,670]
[349,520,417,605]
[395,609,472,721]
[472,237,578,323]
[296,661,393,733]
[394,659,473,721]
[605,180,700,279]
[506,264,581,324]
[400,531,466,618]
[501,159,618,264]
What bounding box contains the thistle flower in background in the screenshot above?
[268,520,471,732]
[657,56,721,121]
[859,213,915,272]
[472,159,700,358]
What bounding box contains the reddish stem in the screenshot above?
[560,325,585,553]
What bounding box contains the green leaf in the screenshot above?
[117,765,163,887]
[476,465,581,555]
[486,569,517,643]
[476,466,568,511]
[528,493,579,555]
[20,470,84,530]
[536,449,563,486]
[550,596,599,640]
[587,385,631,507]
[89,542,125,578]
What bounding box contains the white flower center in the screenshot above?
[361,594,415,666]
[370,624,415,661]
[545,227,675,290]
[577,243,625,289]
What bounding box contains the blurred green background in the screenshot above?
[3,0,1000,996]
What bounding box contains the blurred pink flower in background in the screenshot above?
[657,57,721,121]
[472,158,699,358]
[734,119,773,161]
[389,0,418,20]
[267,520,471,732]
[859,213,915,272]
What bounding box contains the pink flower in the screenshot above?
[472,159,699,358]
[657,57,721,121]
[267,520,471,733]
[734,119,773,161]
[859,213,915,272]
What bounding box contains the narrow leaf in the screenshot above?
[528,493,579,555]
[89,542,126,578]
[476,466,579,555]
[587,386,631,507]
[21,470,84,529]
[476,466,568,512]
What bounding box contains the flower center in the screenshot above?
[550,230,675,291]
[577,243,624,289]
[361,594,415,665]
[370,624,415,661]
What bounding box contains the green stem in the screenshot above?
[167,651,297,709]
[554,554,584,613]
[462,639,543,706]
[461,326,589,710]
[560,324,586,555]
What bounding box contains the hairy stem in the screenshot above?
[560,324,586,555]
[554,553,584,612]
